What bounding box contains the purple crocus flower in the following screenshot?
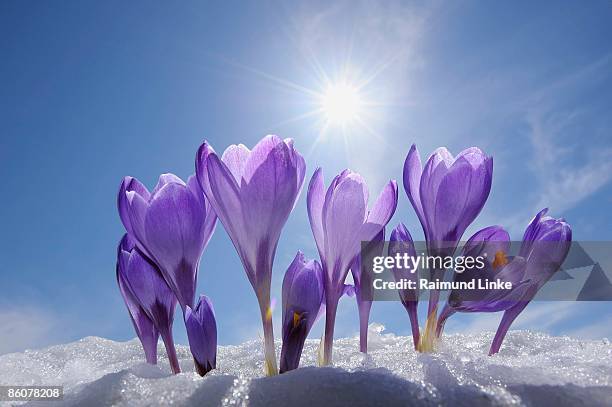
[185,295,217,376]
[489,208,571,355]
[388,223,420,350]
[436,209,571,355]
[279,252,324,373]
[403,144,492,350]
[436,225,512,337]
[196,136,306,375]
[307,168,397,365]
[117,234,181,373]
[350,229,385,353]
[118,173,217,312]
[117,238,159,365]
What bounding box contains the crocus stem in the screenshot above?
[259,298,278,376]
[406,304,420,350]
[436,305,455,338]
[160,329,180,374]
[489,303,527,355]
[358,301,372,353]
[322,299,338,366]
[418,305,437,352]
[427,290,439,318]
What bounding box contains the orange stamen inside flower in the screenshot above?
[293,312,301,328]
[492,250,509,269]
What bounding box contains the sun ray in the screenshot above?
[307,119,331,159]
[268,108,325,130]
[211,53,322,98]
[355,49,407,90]
[354,115,388,146]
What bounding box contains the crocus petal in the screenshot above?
[185,295,217,376]
[202,150,246,257]
[124,190,151,256]
[351,229,385,297]
[143,182,205,309]
[403,145,425,229]
[122,250,177,335]
[462,225,510,261]
[221,144,251,182]
[520,208,549,247]
[116,254,159,365]
[117,233,181,371]
[519,209,572,292]
[279,315,309,374]
[432,156,492,245]
[240,136,300,247]
[118,177,150,238]
[282,251,306,313]
[454,258,529,313]
[322,172,369,287]
[360,180,398,243]
[285,138,307,201]
[307,168,326,259]
[187,175,217,251]
[286,264,325,329]
[152,173,185,195]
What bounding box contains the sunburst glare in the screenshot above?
[320,82,363,125]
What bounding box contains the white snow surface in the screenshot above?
[1,324,611,406]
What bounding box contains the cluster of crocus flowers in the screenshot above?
[117,173,217,375]
[403,145,493,351]
[115,135,572,375]
[436,208,571,354]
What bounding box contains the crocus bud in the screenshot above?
[388,223,419,350]
[185,295,217,376]
[279,252,324,373]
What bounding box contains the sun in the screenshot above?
[320,83,363,125]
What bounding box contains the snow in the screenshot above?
[1,323,611,406]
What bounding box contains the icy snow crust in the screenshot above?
[1,324,611,406]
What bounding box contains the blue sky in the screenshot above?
[1,1,611,354]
